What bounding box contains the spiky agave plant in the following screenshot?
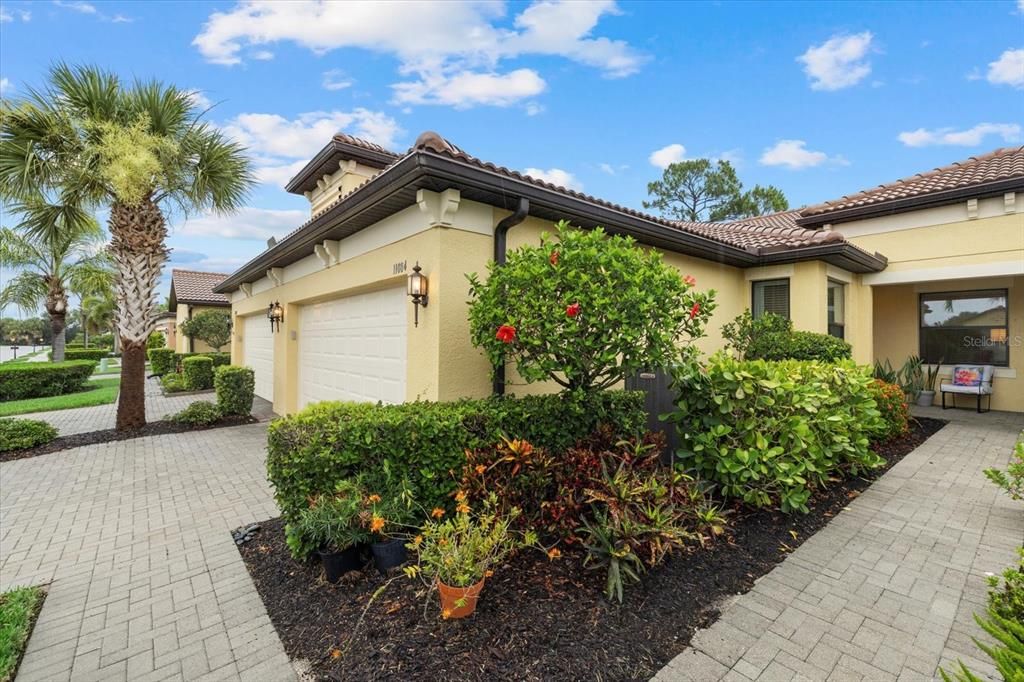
[0,64,253,429]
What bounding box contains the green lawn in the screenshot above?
[0,586,45,682]
[0,377,120,417]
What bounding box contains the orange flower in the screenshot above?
[367,494,381,504]
[370,516,385,533]
[329,648,342,659]
[431,507,445,519]
[441,608,452,620]
[413,535,423,546]
[456,502,470,514]
[454,490,467,502]
[484,569,494,578]
[547,548,562,560]
[683,274,697,287]
[475,464,486,475]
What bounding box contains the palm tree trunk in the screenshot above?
[50,312,66,362]
[45,279,69,362]
[108,197,169,431]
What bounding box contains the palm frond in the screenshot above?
[49,62,123,123]
[0,271,47,315]
[127,79,192,138]
[171,123,254,212]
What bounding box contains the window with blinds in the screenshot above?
[752,279,790,320]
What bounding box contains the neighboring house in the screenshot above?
[152,310,177,349]
[214,133,1023,415]
[168,269,231,353]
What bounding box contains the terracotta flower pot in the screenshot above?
[437,577,485,619]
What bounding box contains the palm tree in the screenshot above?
[81,289,116,347]
[0,64,253,429]
[0,210,113,361]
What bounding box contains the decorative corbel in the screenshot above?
[437,188,461,226]
[1005,192,1016,214]
[239,283,253,298]
[266,267,284,287]
[966,198,979,219]
[322,239,340,265]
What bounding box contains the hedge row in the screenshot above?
[746,330,852,363]
[670,355,885,514]
[148,348,175,376]
[182,356,214,391]
[49,348,111,362]
[175,352,230,369]
[0,360,97,400]
[267,391,647,524]
[0,418,57,452]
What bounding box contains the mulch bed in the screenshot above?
[0,415,259,462]
[238,417,947,682]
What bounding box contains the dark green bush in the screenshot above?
[48,348,110,362]
[168,401,222,426]
[147,331,165,349]
[161,373,186,393]
[148,348,176,376]
[215,365,254,416]
[0,418,58,452]
[174,352,230,373]
[721,311,792,358]
[0,360,97,400]
[182,356,214,391]
[670,355,884,513]
[267,391,646,533]
[747,330,852,362]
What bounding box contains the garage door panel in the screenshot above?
[298,287,407,409]
[242,315,274,402]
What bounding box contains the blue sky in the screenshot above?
[1,0,1022,312]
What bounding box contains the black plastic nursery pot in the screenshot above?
[371,538,408,572]
[318,546,363,583]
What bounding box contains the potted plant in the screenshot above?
[899,355,924,402]
[294,481,370,583]
[405,493,533,619]
[364,478,418,573]
[917,360,943,407]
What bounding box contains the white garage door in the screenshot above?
[298,287,407,409]
[242,314,274,402]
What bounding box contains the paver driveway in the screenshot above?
[0,423,295,682]
[655,411,1024,682]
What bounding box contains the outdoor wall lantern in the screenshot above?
[407,262,429,327]
[267,301,284,332]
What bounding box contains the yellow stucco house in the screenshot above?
[213,134,1023,416]
[168,269,232,354]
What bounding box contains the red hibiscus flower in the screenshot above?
[689,302,701,320]
[549,251,559,266]
[566,302,581,318]
[496,324,517,343]
[683,274,697,287]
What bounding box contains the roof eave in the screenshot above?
[758,243,888,273]
[284,139,399,195]
[797,177,1024,227]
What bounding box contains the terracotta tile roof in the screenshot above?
[332,132,400,159]
[801,146,1024,220]
[171,269,231,305]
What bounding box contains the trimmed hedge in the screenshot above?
[267,391,647,525]
[148,348,176,376]
[0,360,97,400]
[215,366,255,416]
[169,401,221,426]
[182,356,214,391]
[174,352,230,372]
[670,355,885,514]
[746,330,852,362]
[48,348,111,362]
[0,418,58,452]
[161,373,186,393]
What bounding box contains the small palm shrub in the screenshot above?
[867,379,910,440]
[671,355,884,513]
[0,418,58,452]
[287,480,370,558]
[168,401,221,426]
[182,356,214,391]
[214,366,254,416]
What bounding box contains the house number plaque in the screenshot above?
[393,261,407,275]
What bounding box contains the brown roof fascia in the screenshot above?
[797,177,1024,227]
[284,138,400,195]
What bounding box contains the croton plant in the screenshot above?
[467,220,716,394]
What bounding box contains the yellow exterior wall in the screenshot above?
[173,304,230,353]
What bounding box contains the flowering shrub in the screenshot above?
[867,379,910,440]
[287,480,371,558]
[984,435,1024,502]
[467,221,716,394]
[671,355,885,513]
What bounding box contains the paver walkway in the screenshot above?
[656,410,1024,682]
[24,378,274,436]
[0,424,295,681]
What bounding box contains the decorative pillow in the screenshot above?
[952,366,983,387]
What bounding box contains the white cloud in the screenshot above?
[322,69,353,91]
[599,163,615,175]
[897,123,1021,147]
[1,6,30,21]
[193,0,644,108]
[176,207,307,241]
[111,13,132,23]
[0,78,11,96]
[1018,0,1024,12]
[798,32,874,91]
[759,140,846,169]
[986,48,1024,89]
[649,143,686,169]
[54,0,96,14]
[251,50,274,61]
[186,89,214,111]
[523,167,582,191]
[220,109,402,186]
[393,68,546,108]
